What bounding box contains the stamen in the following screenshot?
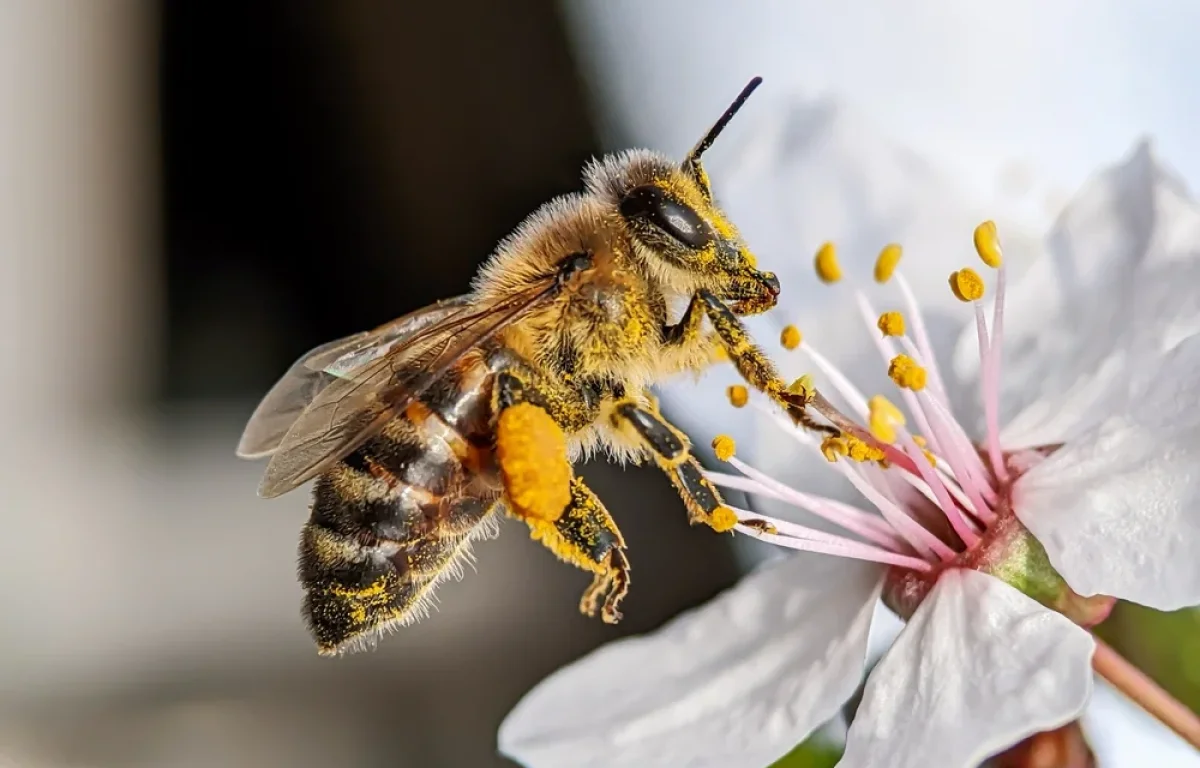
[780,325,803,350]
[978,222,1010,482]
[911,388,997,524]
[868,395,906,444]
[726,384,749,408]
[894,428,981,548]
[894,271,949,401]
[736,523,933,571]
[887,354,927,391]
[973,220,1004,269]
[712,434,737,461]
[705,470,908,550]
[949,268,985,302]
[796,341,868,417]
[854,292,941,451]
[877,310,905,337]
[814,241,842,284]
[735,520,934,572]
[874,243,903,283]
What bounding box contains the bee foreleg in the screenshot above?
[508,476,631,624]
[610,399,737,533]
[695,290,837,436]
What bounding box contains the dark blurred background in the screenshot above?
[0,3,740,766]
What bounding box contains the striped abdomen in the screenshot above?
[298,354,503,655]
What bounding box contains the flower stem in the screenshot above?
[1091,636,1200,751]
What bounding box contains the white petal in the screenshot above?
[1016,333,1200,610]
[841,569,1095,768]
[498,555,883,768]
[951,142,1200,448]
[1084,678,1200,767]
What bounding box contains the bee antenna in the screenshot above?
[685,76,763,168]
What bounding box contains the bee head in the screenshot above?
[584,78,779,315]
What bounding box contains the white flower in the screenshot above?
[498,140,1200,767]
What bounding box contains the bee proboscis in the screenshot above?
[238,77,815,655]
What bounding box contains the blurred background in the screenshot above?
[1,1,1199,766]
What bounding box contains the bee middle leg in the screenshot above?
[609,398,737,533]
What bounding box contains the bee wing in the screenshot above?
[256,280,558,499]
[237,296,471,460]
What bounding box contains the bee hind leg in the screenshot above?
[504,475,631,624]
[610,398,738,533]
[491,370,629,622]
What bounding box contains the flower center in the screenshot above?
[705,224,1114,626]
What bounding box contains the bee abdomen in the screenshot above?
[299,499,500,655]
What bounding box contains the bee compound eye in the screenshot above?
[618,185,713,250]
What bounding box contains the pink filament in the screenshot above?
[733,522,934,572]
[983,265,1010,482]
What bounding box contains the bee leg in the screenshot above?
[491,370,629,621]
[506,476,631,624]
[695,290,838,436]
[610,399,737,533]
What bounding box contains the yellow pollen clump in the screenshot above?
[814,242,842,284]
[780,324,803,350]
[709,506,738,533]
[868,395,906,444]
[712,345,729,362]
[787,374,815,400]
[874,243,903,283]
[877,311,905,337]
[888,354,927,391]
[495,403,572,522]
[973,220,1004,268]
[844,434,886,463]
[819,434,885,464]
[726,384,749,408]
[949,268,985,302]
[712,434,737,461]
[741,251,758,269]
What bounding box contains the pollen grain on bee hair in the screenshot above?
[237,77,827,655]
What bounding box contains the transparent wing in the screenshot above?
[236,296,470,460]
[257,280,557,498]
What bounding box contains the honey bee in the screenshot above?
[238,77,814,655]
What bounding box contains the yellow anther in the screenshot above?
[973,220,1004,269]
[780,324,803,350]
[923,448,937,466]
[868,394,906,444]
[912,435,927,448]
[875,243,903,283]
[820,436,849,462]
[888,354,927,391]
[709,506,738,533]
[726,384,749,408]
[496,403,572,522]
[712,434,737,461]
[845,435,886,463]
[814,241,842,284]
[787,374,815,400]
[949,268,985,302]
[877,311,905,337]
